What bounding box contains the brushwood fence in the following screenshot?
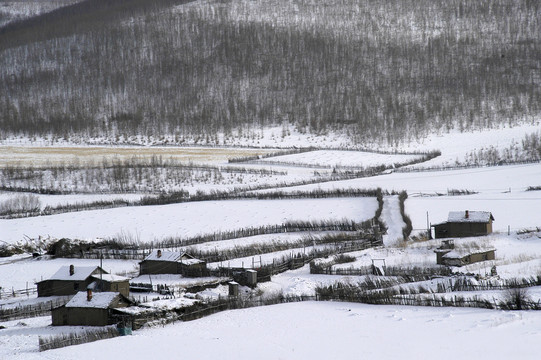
[123,279,541,331]
[436,276,541,293]
[39,327,119,352]
[394,159,541,174]
[0,296,71,321]
[66,219,379,260]
[310,263,452,278]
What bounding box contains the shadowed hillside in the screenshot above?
[1,0,540,144]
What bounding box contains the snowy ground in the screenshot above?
[186,231,339,253]
[1,122,541,357]
[4,301,540,360]
[255,149,424,168]
[397,122,541,168]
[256,163,541,233]
[0,197,378,244]
[0,315,111,359]
[328,231,541,280]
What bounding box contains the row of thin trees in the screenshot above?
[0,0,539,144]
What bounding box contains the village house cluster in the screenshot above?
[39,250,209,328]
[32,210,496,329]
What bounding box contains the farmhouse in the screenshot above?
[435,240,495,267]
[51,289,133,326]
[139,250,207,276]
[37,265,107,297]
[87,274,130,298]
[431,210,494,239]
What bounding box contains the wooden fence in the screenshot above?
[0,286,38,300]
[0,296,71,322]
[394,159,541,174]
[39,327,119,351]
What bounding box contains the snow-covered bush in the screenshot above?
[0,193,41,215]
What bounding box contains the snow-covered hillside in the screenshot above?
[3,302,540,360]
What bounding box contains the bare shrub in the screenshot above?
[334,254,356,264]
[502,286,531,310]
[0,193,41,215]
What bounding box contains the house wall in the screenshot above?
[435,251,450,265]
[468,250,495,263]
[433,224,449,239]
[178,262,207,277]
[140,260,178,275]
[38,279,93,297]
[52,297,131,326]
[52,307,109,326]
[434,221,493,239]
[448,222,491,237]
[440,250,495,267]
[103,281,130,297]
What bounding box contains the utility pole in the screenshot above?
[427,211,431,239]
[100,252,103,292]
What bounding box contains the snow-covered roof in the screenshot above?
[179,258,204,265]
[91,274,129,282]
[65,291,119,309]
[448,211,494,223]
[442,248,495,259]
[143,250,195,262]
[44,266,103,281]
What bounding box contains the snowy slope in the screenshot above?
[8,302,540,360]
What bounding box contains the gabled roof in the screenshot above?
[142,250,195,262]
[448,211,494,223]
[65,291,119,309]
[41,266,105,282]
[91,274,129,283]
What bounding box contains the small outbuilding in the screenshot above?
[52,290,133,326]
[431,210,494,239]
[435,240,495,267]
[37,265,107,297]
[88,274,130,298]
[139,250,207,277]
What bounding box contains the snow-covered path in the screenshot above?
[381,195,405,246]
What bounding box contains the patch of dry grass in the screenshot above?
[0,146,279,167]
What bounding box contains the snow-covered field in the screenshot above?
[406,191,541,233]
[0,197,378,244]
[398,122,541,168]
[1,122,541,358]
[257,163,541,232]
[4,302,540,360]
[255,149,424,168]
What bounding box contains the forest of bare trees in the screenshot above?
[0,0,539,144]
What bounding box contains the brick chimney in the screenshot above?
[465,210,469,219]
[69,264,75,276]
[87,289,93,301]
[157,249,162,258]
